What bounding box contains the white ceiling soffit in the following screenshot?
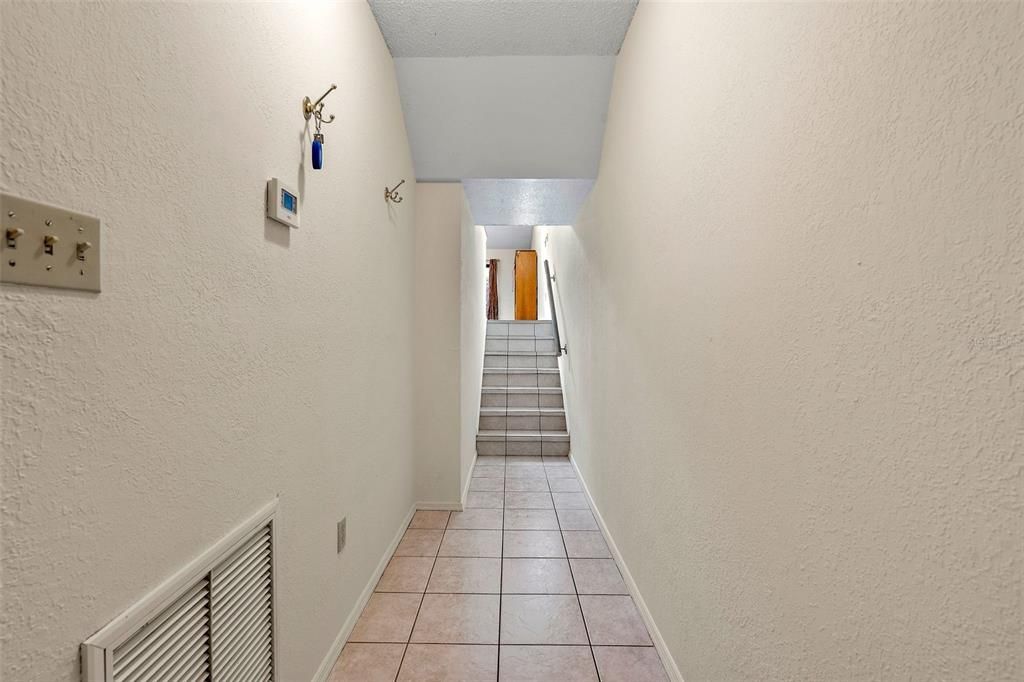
[465,179,594,226]
[369,0,639,58]
[395,56,614,180]
[485,225,535,250]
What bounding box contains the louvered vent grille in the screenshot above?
[210,524,274,682]
[112,579,211,682]
[82,503,276,682]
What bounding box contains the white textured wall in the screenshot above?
[413,183,467,505]
[551,2,1023,680]
[0,3,417,681]
[486,249,517,320]
[460,206,487,500]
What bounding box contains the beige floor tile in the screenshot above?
[502,558,575,594]
[592,646,669,682]
[427,558,501,594]
[466,491,504,509]
[502,530,566,558]
[398,644,498,681]
[498,645,598,681]
[448,509,503,530]
[328,643,406,682]
[475,456,506,465]
[471,477,505,492]
[376,556,435,593]
[500,594,589,645]
[472,465,506,478]
[551,492,589,510]
[561,531,611,559]
[579,595,652,646]
[547,478,582,492]
[504,492,554,509]
[505,466,548,480]
[348,593,422,643]
[544,466,577,479]
[556,509,598,531]
[503,509,559,530]
[439,529,503,558]
[504,477,549,492]
[509,455,543,463]
[411,593,500,644]
[569,559,628,595]
[395,529,444,557]
[409,510,451,529]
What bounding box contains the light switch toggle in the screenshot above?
[76,241,92,261]
[43,234,59,255]
[5,227,24,248]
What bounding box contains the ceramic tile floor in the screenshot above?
[328,456,670,682]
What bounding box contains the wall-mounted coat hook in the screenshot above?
[303,84,337,170]
[385,179,405,204]
[303,84,337,122]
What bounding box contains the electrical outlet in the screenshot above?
[337,518,347,554]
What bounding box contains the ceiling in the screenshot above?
[394,56,614,180]
[484,225,535,250]
[464,179,594,226]
[369,0,636,223]
[369,0,639,57]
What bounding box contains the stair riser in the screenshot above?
[479,415,568,432]
[484,355,558,369]
[486,322,554,337]
[485,338,558,353]
[483,374,562,388]
[476,441,570,457]
[480,393,564,409]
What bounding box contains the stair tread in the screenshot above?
[481,386,563,393]
[480,407,565,415]
[483,367,560,374]
[487,334,556,339]
[485,351,560,356]
[477,430,570,440]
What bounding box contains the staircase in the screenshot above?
[476,320,570,457]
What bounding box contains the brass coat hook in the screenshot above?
[385,179,405,204]
[303,84,337,124]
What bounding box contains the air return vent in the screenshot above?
[82,501,277,682]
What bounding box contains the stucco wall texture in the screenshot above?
[549,1,1023,679]
[1,3,417,680]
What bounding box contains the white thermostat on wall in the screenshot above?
[266,178,299,228]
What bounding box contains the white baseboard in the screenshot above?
[311,504,417,682]
[460,456,477,508]
[415,500,464,511]
[570,458,685,682]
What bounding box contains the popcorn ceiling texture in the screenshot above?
[1,3,417,680]
[369,0,638,57]
[546,1,1023,679]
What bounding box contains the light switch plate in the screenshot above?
[1,193,101,292]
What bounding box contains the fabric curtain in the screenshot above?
[487,259,499,320]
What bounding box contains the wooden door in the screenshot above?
[514,250,538,320]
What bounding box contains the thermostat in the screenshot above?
[266,178,299,228]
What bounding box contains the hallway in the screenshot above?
[328,456,668,681]
[1,1,1021,681]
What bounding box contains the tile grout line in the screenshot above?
[391,510,451,682]
[497,456,506,681]
[549,463,603,682]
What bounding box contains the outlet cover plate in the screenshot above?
[1,193,101,292]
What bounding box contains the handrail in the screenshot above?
[544,259,567,356]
